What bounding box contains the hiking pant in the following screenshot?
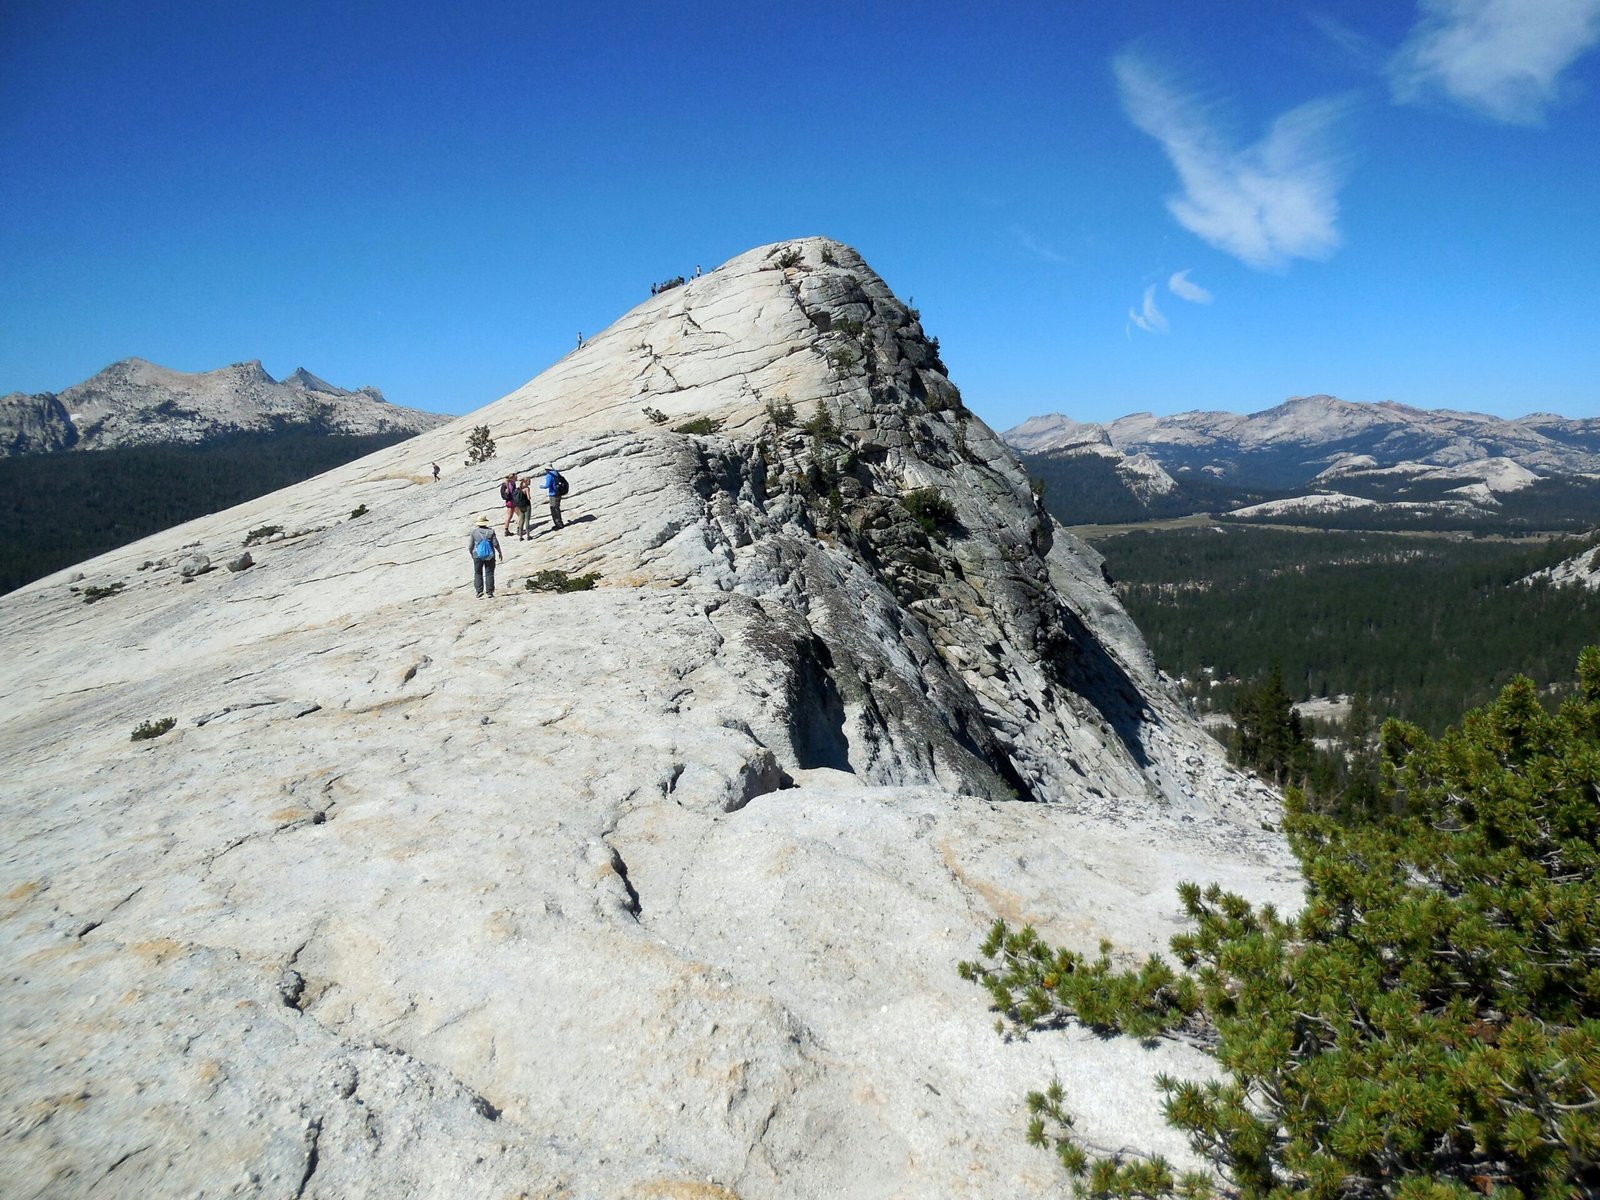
[473,557,496,597]
[517,506,531,537]
[548,495,563,529]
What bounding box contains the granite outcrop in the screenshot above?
[0,238,1294,1198]
[0,358,448,457]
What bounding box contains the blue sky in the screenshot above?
[2,0,1597,429]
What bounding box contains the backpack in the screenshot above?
[472,530,495,561]
[555,472,570,497]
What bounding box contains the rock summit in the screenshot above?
[0,238,1294,1198]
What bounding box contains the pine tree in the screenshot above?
[964,647,1600,1199]
[465,424,496,464]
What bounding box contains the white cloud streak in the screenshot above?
[1010,224,1070,264]
[1113,52,1350,270]
[1169,269,1213,303]
[1128,285,1169,334]
[1390,0,1600,124]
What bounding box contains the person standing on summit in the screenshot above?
[468,515,503,598]
[543,465,565,530]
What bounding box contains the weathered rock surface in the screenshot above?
[1526,536,1600,591]
[0,238,1294,1198]
[0,358,449,457]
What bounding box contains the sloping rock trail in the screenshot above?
[0,239,1296,1197]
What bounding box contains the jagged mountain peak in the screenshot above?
[284,366,340,393]
[0,356,447,457]
[0,239,1291,1195]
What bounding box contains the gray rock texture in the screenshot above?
[0,358,449,457]
[1007,397,1600,484]
[0,238,1294,1198]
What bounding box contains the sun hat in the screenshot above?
[477,515,490,526]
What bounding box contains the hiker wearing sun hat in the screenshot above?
[468,515,503,598]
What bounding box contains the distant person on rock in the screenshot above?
[515,477,533,540]
[469,515,503,598]
[543,465,566,530]
[432,462,440,482]
[500,473,518,534]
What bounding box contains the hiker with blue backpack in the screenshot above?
[543,466,568,530]
[468,515,504,598]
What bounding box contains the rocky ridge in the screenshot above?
[1006,397,1600,524]
[1526,538,1600,591]
[0,238,1293,1198]
[0,357,449,456]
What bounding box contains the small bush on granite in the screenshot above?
[525,569,600,593]
[902,488,955,536]
[803,404,839,442]
[672,416,724,437]
[962,648,1600,1200]
[765,397,797,429]
[349,504,368,519]
[81,582,125,604]
[244,524,283,547]
[773,246,802,269]
[131,716,176,741]
[465,424,496,465]
[825,347,858,378]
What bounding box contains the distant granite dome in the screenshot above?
[1006,395,1600,484]
[0,357,445,457]
[0,238,1291,1197]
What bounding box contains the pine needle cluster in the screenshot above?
[963,647,1600,1199]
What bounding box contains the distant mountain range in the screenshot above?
[0,358,452,593]
[1,357,449,456]
[1006,396,1600,529]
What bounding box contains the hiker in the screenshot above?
[431,462,440,482]
[469,516,503,598]
[499,473,518,533]
[577,331,585,348]
[515,477,533,539]
[543,465,565,530]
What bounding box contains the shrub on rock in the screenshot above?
[964,647,1600,1199]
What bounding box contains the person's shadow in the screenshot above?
[533,515,596,537]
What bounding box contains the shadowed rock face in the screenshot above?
[0,238,1294,1198]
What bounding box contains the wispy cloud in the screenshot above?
[1128,285,1169,334]
[1390,0,1600,124]
[1169,269,1213,304]
[1010,224,1070,264]
[1113,52,1350,270]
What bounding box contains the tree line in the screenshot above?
[0,430,419,594]
[1094,526,1600,735]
